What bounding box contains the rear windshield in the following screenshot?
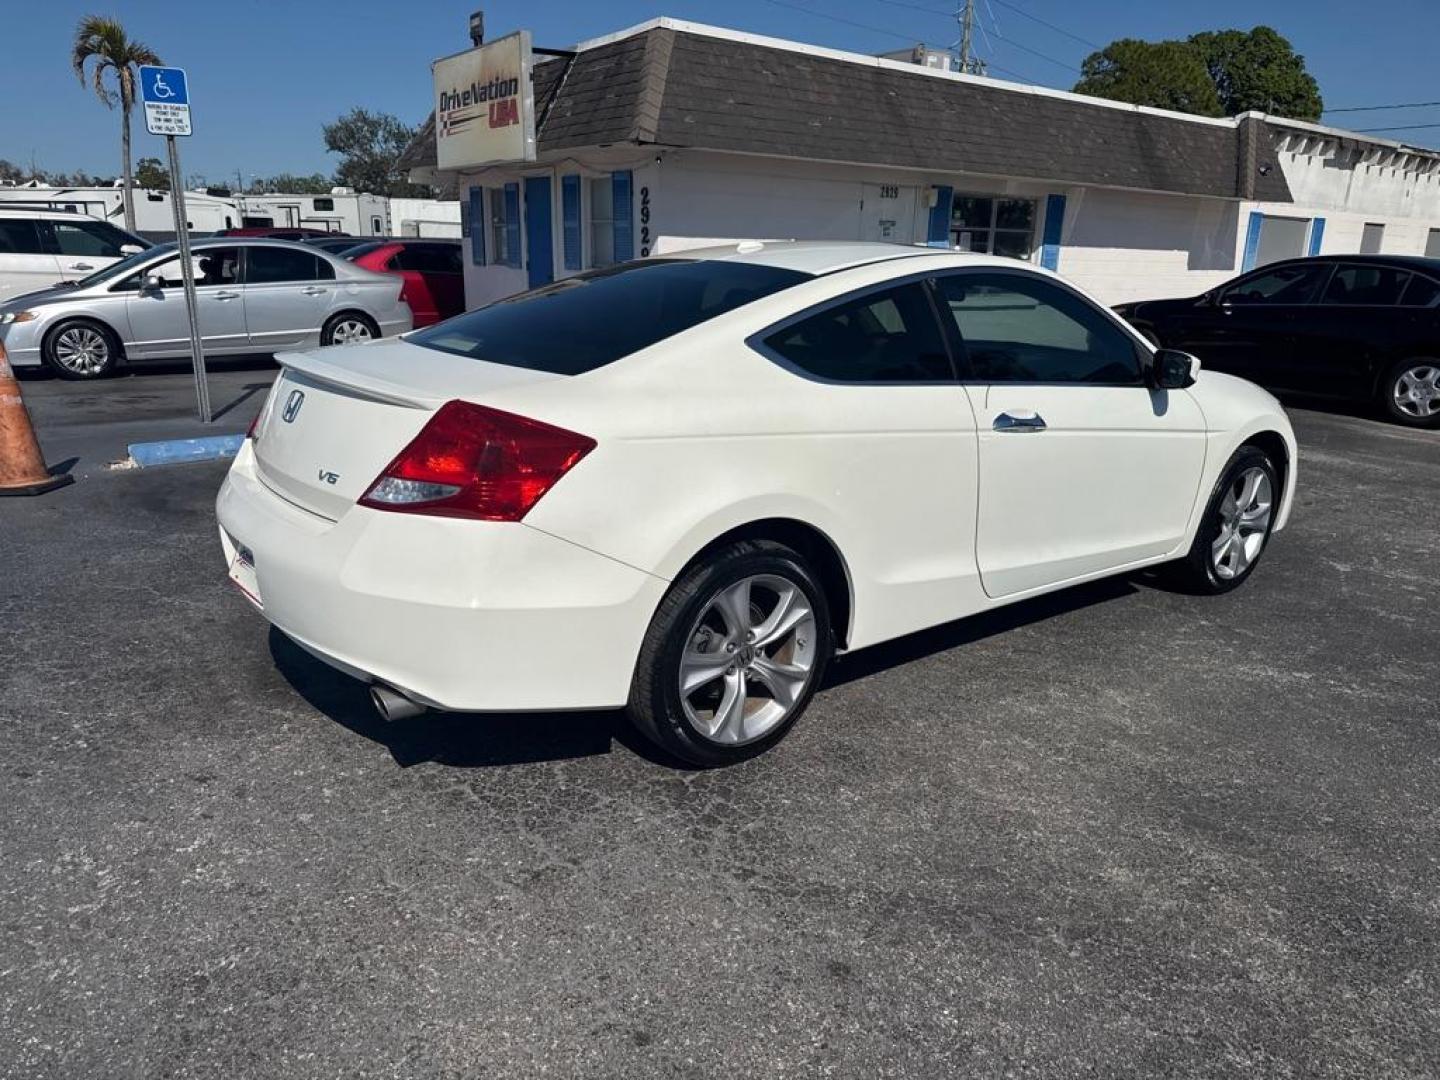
[407,259,812,375]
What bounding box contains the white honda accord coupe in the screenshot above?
[217,242,1296,766]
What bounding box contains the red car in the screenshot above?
[343,240,465,327]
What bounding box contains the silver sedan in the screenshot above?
[0,238,413,379]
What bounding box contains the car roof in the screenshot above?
[654,240,1012,275]
[1270,253,1440,273]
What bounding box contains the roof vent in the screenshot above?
[735,240,765,254]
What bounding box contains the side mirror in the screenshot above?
[1150,348,1200,390]
[120,243,145,256]
[141,272,164,293]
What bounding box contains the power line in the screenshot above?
[989,27,1080,72]
[1354,122,1440,133]
[987,0,1102,50]
[763,0,1045,84]
[1326,101,1440,114]
[865,0,1077,75]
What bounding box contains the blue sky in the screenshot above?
[4,0,1439,183]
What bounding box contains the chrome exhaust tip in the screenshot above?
[370,683,427,722]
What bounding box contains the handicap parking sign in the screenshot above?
[139,66,192,136]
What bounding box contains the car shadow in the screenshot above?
[267,628,681,770]
[269,575,1143,771]
[824,575,1138,688]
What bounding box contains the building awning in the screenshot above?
[400,21,1294,203]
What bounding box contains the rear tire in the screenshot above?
[321,311,379,347]
[1378,358,1440,428]
[628,540,834,767]
[1165,446,1279,595]
[42,318,120,380]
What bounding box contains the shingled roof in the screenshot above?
[400,22,1293,203]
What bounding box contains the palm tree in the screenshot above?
[71,16,162,234]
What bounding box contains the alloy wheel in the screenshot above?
[678,574,819,746]
[330,319,374,345]
[1392,364,1440,419]
[1211,466,1273,580]
[53,326,110,376]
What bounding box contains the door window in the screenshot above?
[115,248,241,291]
[934,272,1140,384]
[589,177,615,268]
[245,246,325,283]
[49,219,132,259]
[764,283,953,383]
[1360,223,1385,254]
[1321,264,1409,306]
[1221,264,1330,306]
[393,245,462,273]
[1253,215,1310,267]
[0,219,46,254]
[1426,229,1440,258]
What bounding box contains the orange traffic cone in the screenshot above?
[0,340,74,496]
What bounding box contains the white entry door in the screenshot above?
[860,183,918,244]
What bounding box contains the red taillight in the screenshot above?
[246,409,261,439]
[358,400,595,522]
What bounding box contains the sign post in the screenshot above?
[139,65,210,423]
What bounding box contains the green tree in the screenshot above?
[1188,27,1322,120]
[134,156,169,190]
[71,15,162,233]
[1074,39,1223,116]
[249,172,333,195]
[322,109,428,197]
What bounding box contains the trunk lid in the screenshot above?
[252,338,564,520]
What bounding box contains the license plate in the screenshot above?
[227,543,263,610]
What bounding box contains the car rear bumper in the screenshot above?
[215,440,667,712]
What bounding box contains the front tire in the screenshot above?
[1166,446,1280,594]
[628,540,834,767]
[321,311,379,347]
[1379,358,1440,428]
[43,319,120,380]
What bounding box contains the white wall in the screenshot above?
[390,198,461,238]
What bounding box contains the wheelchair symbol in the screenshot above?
[151,73,176,99]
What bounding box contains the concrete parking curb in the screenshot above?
[127,434,245,468]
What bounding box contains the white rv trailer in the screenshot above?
[0,185,241,238]
[233,191,461,237]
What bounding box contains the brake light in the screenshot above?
[246,409,261,439]
[359,400,595,521]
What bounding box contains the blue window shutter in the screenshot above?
[467,186,485,266]
[504,183,521,268]
[561,175,582,271]
[612,170,634,263]
[1308,217,1326,256]
[1040,194,1066,270]
[926,186,953,247]
[1241,211,1264,271]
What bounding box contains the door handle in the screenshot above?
[302,286,328,296]
[993,410,1047,432]
[69,262,94,271]
[214,290,240,300]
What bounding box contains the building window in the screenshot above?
[371,216,383,234]
[1361,222,1385,254]
[1426,229,1440,258]
[1253,215,1310,267]
[589,177,614,268]
[950,194,1036,259]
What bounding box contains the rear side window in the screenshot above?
[1401,274,1440,307]
[0,219,45,254]
[763,283,953,382]
[935,272,1141,384]
[409,260,810,375]
[394,245,462,274]
[246,247,325,284]
[1322,264,1409,306]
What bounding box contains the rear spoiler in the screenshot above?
[277,348,442,410]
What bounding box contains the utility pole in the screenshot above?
[954,0,987,76]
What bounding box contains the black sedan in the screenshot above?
[1114,255,1440,428]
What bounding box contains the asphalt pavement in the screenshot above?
[2,373,1438,1078]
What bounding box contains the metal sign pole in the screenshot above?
[165,135,210,423]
